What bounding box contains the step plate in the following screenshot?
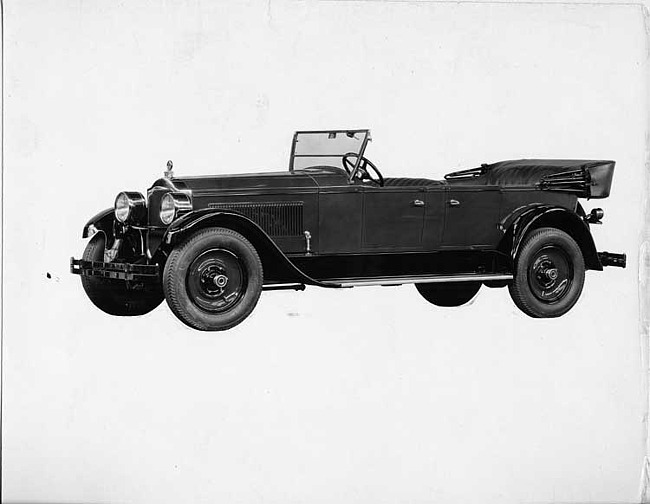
[330,273,513,288]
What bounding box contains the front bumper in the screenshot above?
[70,258,160,281]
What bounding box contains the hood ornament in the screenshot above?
[164,160,174,179]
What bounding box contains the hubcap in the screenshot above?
[528,246,573,303]
[213,274,228,288]
[186,248,246,313]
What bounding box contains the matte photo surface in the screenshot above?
[2,1,647,503]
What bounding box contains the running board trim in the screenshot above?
[329,273,513,288]
[262,283,306,292]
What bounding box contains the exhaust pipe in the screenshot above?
[598,251,627,268]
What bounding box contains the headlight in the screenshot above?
[160,192,192,225]
[114,191,146,224]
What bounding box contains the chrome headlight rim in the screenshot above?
[160,192,192,225]
[114,191,146,224]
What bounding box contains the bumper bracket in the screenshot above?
[70,258,160,281]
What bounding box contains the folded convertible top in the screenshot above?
[445,159,616,199]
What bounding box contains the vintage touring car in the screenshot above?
[71,129,626,331]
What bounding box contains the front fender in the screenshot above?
[500,204,602,271]
[162,209,249,247]
[160,209,341,288]
[82,208,114,240]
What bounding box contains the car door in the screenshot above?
[441,186,502,247]
[361,186,426,250]
[317,185,364,254]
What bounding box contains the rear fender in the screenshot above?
[159,209,340,288]
[499,204,602,271]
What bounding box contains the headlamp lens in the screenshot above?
[160,193,176,225]
[115,192,131,223]
[160,192,191,225]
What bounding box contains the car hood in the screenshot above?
[153,167,349,194]
[166,170,319,193]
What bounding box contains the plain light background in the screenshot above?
[2,1,648,503]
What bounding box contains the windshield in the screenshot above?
[289,129,371,172]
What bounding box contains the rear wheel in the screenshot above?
[163,227,263,331]
[415,281,481,307]
[508,227,585,318]
[80,233,164,316]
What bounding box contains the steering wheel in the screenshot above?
[342,152,384,187]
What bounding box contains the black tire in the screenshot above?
[508,227,585,318]
[483,280,511,289]
[81,233,164,316]
[415,281,481,307]
[163,227,263,331]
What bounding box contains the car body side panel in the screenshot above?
[191,192,318,254]
[317,187,363,254]
[442,186,502,247]
[421,187,447,249]
[361,186,426,250]
[439,186,579,250]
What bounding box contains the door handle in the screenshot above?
[412,199,425,207]
[448,199,460,207]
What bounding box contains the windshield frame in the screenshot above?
[289,129,371,182]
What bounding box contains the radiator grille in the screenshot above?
[207,202,304,237]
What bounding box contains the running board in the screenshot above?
[327,273,513,288]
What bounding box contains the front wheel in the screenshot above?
[508,227,585,318]
[163,227,263,331]
[80,233,164,316]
